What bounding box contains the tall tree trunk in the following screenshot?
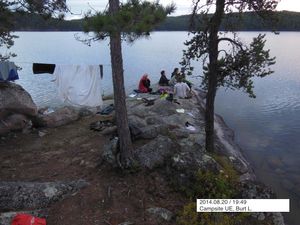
[109,0,133,168]
[205,0,225,152]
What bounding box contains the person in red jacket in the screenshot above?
[138,74,152,93]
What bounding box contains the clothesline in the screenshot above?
[14,61,111,67]
[1,61,106,79]
[1,61,105,108]
[32,63,104,79]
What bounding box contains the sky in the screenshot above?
[66,0,300,19]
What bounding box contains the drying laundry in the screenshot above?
[32,63,104,78]
[0,61,19,81]
[32,63,56,74]
[99,65,103,78]
[54,65,103,107]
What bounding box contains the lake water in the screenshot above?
[5,31,300,224]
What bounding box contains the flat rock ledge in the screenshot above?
[0,180,88,211]
[102,90,285,225]
[104,91,253,179]
[134,135,176,169]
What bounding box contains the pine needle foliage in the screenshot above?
[83,0,175,43]
[200,34,275,98]
[181,1,278,98]
[0,0,67,60]
[0,1,17,60]
[180,0,279,152]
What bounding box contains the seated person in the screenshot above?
[172,67,186,82]
[169,69,184,87]
[171,68,180,78]
[169,75,177,87]
[180,68,192,88]
[158,70,169,86]
[174,77,191,99]
[138,74,152,93]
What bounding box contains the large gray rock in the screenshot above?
[134,136,177,169]
[32,106,79,128]
[175,134,206,157]
[0,114,31,135]
[0,180,88,211]
[149,100,178,116]
[0,82,37,119]
[171,152,220,174]
[129,104,155,118]
[170,128,190,139]
[139,125,159,139]
[102,137,120,167]
[128,115,147,128]
[170,136,221,189]
[139,125,169,140]
[128,115,147,140]
[162,113,198,131]
[101,126,118,135]
[145,116,164,125]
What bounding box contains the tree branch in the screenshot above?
[218,37,244,51]
[218,49,228,56]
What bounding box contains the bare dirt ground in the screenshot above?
[0,116,186,225]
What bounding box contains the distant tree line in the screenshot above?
[12,13,82,31]
[11,11,300,32]
[137,10,300,31]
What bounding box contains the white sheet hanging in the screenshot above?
[54,65,103,107]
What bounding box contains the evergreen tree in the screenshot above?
[83,0,174,168]
[0,0,67,60]
[181,0,278,152]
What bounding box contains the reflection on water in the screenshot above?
[216,32,300,225]
[3,31,300,225]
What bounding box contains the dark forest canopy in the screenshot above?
[11,11,300,32]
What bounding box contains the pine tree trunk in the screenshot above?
[205,72,217,152]
[205,0,225,152]
[109,0,133,168]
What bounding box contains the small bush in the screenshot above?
[181,170,238,199]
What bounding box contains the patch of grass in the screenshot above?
[179,169,238,199]
[211,154,240,183]
[175,153,264,225]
